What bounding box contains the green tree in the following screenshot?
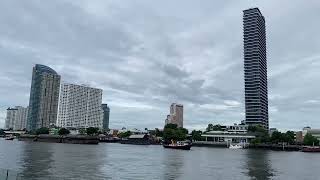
[206,124,222,132]
[58,128,70,135]
[86,127,99,136]
[155,128,163,137]
[79,128,86,135]
[304,133,320,146]
[163,123,188,143]
[249,125,270,143]
[284,131,295,144]
[36,127,49,135]
[118,131,132,138]
[165,124,178,129]
[191,130,204,141]
[0,129,5,136]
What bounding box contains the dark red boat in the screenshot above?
[302,146,320,152]
[163,141,192,150]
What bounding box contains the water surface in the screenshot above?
[0,139,319,180]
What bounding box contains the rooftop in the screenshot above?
[35,64,58,75]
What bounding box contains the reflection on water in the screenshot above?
[246,149,274,180]
[1,140,320,179]
[162,149,184,180]
[19,142,54,179]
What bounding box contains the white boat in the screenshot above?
[229,143,243,149]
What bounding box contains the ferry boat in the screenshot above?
[163,140,192,150]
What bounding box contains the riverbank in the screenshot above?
[18,134,99,144]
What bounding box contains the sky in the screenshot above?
[0,0,319,131]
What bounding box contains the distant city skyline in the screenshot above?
[0,1,320,131]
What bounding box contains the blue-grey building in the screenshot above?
[27,64,61,131]
[243,8,269,129]
[101,104,110,130]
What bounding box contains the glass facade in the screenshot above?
[27,64,61,131]
[243,8,269,129]
[101,104,110,130]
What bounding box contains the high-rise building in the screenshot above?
[243,8,269,129]
[5,107,18,129]
[101,104,110,130]
[57,83,103,128]
[14,106,28,130]
[165,103,183,128]
[27,64,61,131]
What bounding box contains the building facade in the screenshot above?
[57,83,103,129]
[243,8,269,129]
[5,107,18,129]
[5,106,28,130]
[101,104,110,130]
[165,103,183,128]
[14,106,28,130]
[27,64,61,131]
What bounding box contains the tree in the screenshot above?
[163,123,188,143]
[58,128,70,135]
[36,127,49,135]
[79,128,86,135]
[155,128,163,137]
[0,129,5,136]
[304,133,320,146]
[86,127,99,136]
[206,124,222,132]
[191,130,204,141]
[118,131,132,138]
[249,125,270,143]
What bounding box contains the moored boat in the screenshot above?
[229,144,243,149]
[5,136,14,140]
[163,141,192,150]
[301,146,320,152]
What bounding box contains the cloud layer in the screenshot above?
[0,0,320,131]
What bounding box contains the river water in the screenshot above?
[0,139,319,180]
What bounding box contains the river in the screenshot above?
[0,139,319,180]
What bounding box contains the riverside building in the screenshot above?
[165,103,183,128]
[5,106,28,130]
[57,83,103,129]
[27,64,61,131]
[243,8,269,129]
[101,104,110,130]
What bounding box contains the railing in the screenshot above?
[0,169,19,180]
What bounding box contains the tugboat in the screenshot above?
[163,140,192,150]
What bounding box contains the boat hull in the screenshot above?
[302,147,320,152]
[163,144,191,150]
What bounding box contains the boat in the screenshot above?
[5,136,14,140]
[163,140,192,150]
[301,146,320,152]
[229,143,243,149]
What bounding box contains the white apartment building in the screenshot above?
[5,106,28,130]
[14,106,28,130]
[57,83,103,129]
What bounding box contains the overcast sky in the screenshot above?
[0,1,319,131]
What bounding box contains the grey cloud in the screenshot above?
[0,0,320,131]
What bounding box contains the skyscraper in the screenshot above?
[243,8,269,129]
[5,107,18,129]
[27,64,61,131]
[5,106,28,130]
[101,104,110,130]
[165,103,183,128]
[57,83,103,128]
[14,106,28,130]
